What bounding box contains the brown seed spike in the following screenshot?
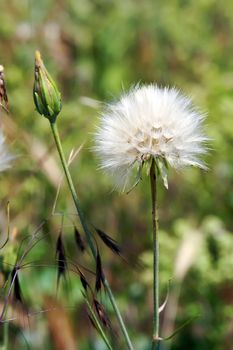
[93,298,111,329]
[95,249,104,293]
[94,227,121,256]
[56,233,67,290]
[74,227,85,252]
[80,272,89,292]
[11,267,23,304]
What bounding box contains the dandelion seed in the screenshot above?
[0,130,15,172]
[94,84,208,190]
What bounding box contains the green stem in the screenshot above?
[50,121,134,350]
[0,322,9,350]
[84,295,113,350]
[150,158,160,350]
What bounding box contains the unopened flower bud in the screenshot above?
[33,51,61,122]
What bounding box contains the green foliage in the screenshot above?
[0,0,233,349]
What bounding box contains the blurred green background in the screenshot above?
[0,0,233,349]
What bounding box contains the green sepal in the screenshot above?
[33,92,44,115]
[126,161,144,194]
[156,157,169,189]
[144,155,153,176]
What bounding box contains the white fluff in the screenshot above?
[94,84,208,190]
[0,130,14,172]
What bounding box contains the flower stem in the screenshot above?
[0,322,9,350]
[50,121,134,350]
[150,158,160,350]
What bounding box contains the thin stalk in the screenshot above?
[84,295,113,350]
[0,322,9,350]
[50,121,134,350]
[150,158,160,350]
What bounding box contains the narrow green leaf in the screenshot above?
[164,314,200,341]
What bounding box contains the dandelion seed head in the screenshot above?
[94,84,208,190]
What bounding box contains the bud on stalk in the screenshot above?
[33,51,61,123]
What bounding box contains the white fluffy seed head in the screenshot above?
[94,84,208,191]
[0,131,15,172]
